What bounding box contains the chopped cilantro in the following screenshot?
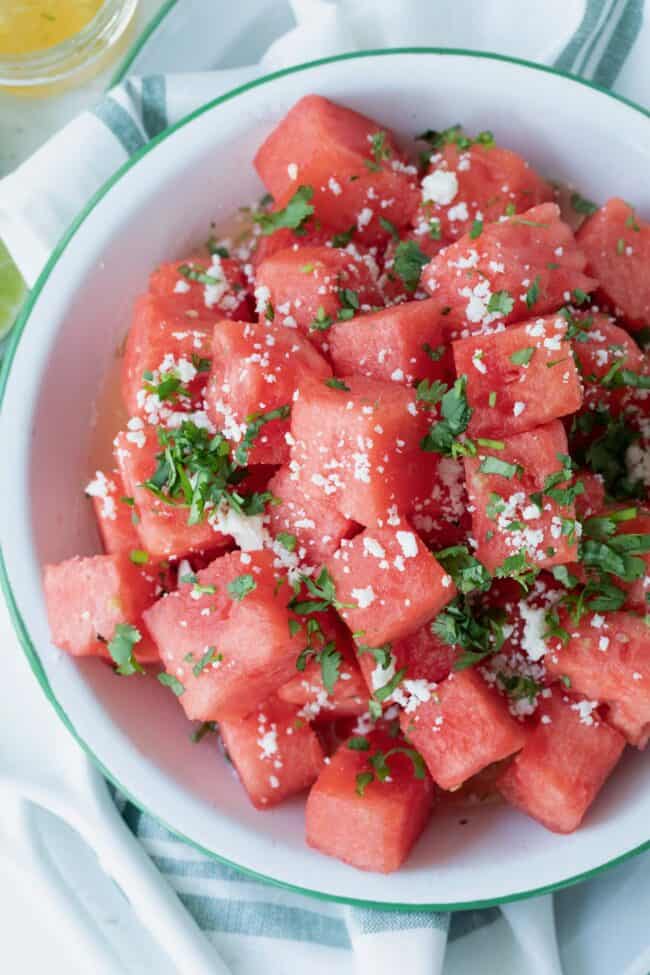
[192,647,222,677]
[498,673,541,702]
[331,226,356,247]
[355,746,425,796]
[348,736,371,751]
[487,290,514,316]
[178,263,221,286]
[107,624,144,677]
[494,553,538,591]
[379,216,400,241]
[393,240,429,293]
[525,275,541,309]
[288,568,349,615]
[416,378,447,406]
[144,420,273,524]
[276,531,297,552]
[570,192,598,216]
[423,342,446,362]
[191,354,211,373]
[429,218,442,240]
[625,212,640,232]
[616,238,625,256]
[337,288,360,321]
[191,721,218,743]
[469,219,483,239]
[479,456,521,479]
[510,346,535,367]
[295,617,341,694]
[157,672,185,696]
[227,574,257,601]
[421,376,473,456]
[435,597,506,671]
[310,306,334,332]
[254,185,314,236]
[129,549,149,565]
[435,544,491,594]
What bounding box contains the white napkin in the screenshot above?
[1,2,649,974]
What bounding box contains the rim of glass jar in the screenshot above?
[0,0,139,86]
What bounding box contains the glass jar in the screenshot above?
[0,0,139,92]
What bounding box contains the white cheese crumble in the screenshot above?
[421,169,458,205]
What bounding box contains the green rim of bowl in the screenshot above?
[1,48,649,911]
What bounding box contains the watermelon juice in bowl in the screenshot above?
[1,50,650,908]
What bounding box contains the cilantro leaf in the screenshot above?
[510,346,535,367]
[479,456,522,479]
[421,376,473,456]
[331,226,356,247]
[192,647,222,677]
[487,290,514,316]
[570,192,598,216]
[337,289,360,321]
[393,240,429,293]
[254,185,314,236]
[435,545,491,594]
[157,672,185,696]
[227,574,257,601]
[525,275,541,309]
[325,377,351,392]
[309,306,334,332]
[107,623,144,677]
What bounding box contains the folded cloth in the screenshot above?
[2,1,649,973]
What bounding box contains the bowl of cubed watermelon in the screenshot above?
[1,48,650,908]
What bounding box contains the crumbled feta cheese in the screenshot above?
[421,169,458,205]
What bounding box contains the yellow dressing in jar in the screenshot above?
[0,1,104,56]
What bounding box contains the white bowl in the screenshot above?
[2,49,650,909]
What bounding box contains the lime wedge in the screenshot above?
[0,238,27,341]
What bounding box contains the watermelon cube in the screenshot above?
[453,315,582,438]
[325,522,456,647]
[412,139,553,248]
[571,313,645,382]
[219,698,325,809]
[86,469,141,555]
[464,420,579,573]
[121,294,213,417]
[254,245,383,354]
[356,619,457,697]
[305,729,434,872]
[328,298,454,385]
[43,553,158,661]
[266,465,357,566]
[422,203,596,334]
[278,613,368,719]
[545,610,650,747]
[254,95,420,245]
[577,198,650,330]
[497,688,625,833]
[143,550,304,721]
[204,319,331,465]
[149,254,253,322]
[290,374,428,524]
[114,428,230,560]
[400,668,528,790]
